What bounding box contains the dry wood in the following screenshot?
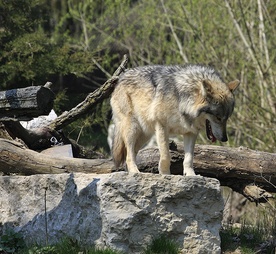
[0,85,54,120]
[0,139,113,175]
[0,138,275,200]
[137,143,276,201]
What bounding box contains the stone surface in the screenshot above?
[0,173,224,254]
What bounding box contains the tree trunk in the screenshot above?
[0,138,275,201]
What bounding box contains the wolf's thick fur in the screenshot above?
[110,64,239,175]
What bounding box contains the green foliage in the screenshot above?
[27,238,109,254]
[23,238,124,254]
[3,237,124,254]
[0,234,180,254]
[0,230,26,253]
[0,0,94,88]
[143,235,180,254]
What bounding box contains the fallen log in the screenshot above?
[137,144,276,201]
[0,139,113,175]
[0,138,275,201]
[137,144,276,189]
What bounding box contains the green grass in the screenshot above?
[0,234,123,254]
[143,235,180,254]
[2,226,275,254]
[220,222,276,254]
[0,229,26,253]
[22,238,124,254]
[0,233,180,254]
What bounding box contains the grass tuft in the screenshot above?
[220,221,276,253]
[143,234,180,254]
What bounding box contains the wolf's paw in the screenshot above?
[183,167,196,176]
[128,170,140,175]
[127,165,140,174]
[159,171,171,175]
[158,168,171,175]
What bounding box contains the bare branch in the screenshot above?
[47,55,128,131]
[224,0,275,114]
[224,0,262,75]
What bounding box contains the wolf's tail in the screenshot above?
[112,125,126,168]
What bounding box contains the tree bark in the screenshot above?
[0,138,275,200]
[0,85,54,120]
[0,139,113,175]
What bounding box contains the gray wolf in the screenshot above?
[110,64,239,176]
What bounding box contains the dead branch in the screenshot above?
[47,54,128,131]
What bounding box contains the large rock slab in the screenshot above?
[0,173,224,253]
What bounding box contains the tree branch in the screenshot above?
[47,54,128,131]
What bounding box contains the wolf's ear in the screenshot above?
[228,80,240,92]
[201,80,213,98]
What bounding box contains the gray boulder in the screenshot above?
[0,173,223,253]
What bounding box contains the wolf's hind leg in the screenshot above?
[183,133,197,176]
[123,121,142,174]
[125,146,139,173]
[155,123,171,175]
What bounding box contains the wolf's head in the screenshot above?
[198,79,240,142]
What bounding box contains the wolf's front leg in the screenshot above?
[155,123,171,175]
[183,133,197,176]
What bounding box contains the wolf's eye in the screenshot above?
[217,116,222,121]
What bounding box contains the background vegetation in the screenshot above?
[0,0,275,152]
